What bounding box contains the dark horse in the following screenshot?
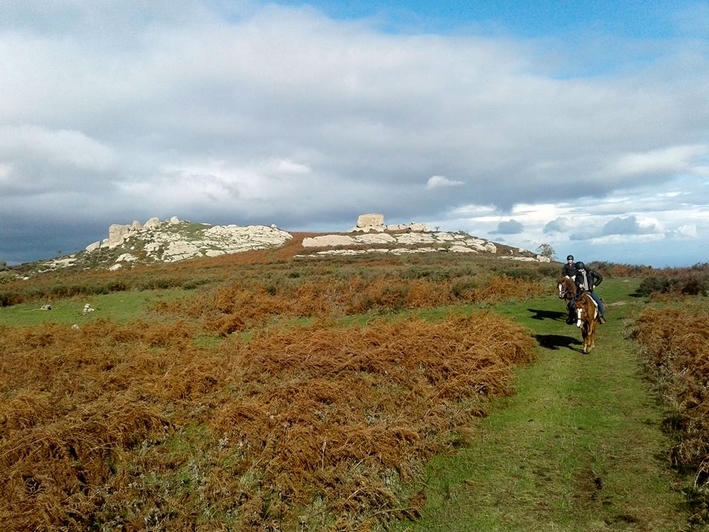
[557,277,600,354]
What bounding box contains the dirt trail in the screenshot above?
[395,281,690,531]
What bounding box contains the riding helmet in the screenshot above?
[566,255,574,261]
[575,261,585,270]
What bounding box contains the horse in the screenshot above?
[557,276,577,322]
[574,292,601,354]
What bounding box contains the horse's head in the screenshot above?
[575,293,597,328]
[557,277,576,300]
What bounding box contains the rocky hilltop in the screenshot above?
[35,213,548,272]
[39,216,292,271]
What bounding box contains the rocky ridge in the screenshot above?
[35,213,549,272]
[41,216,293,271]
[298,214,546,261]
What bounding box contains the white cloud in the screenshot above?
[426,175,464,189]
[609,144,709,177]
[543,217,572,234]
[0,125,117,197]
[670,224,698,239]
[0,162,11,184]
[600,215,660,236]
[0,125,116,172]
[0,2,708,267]
[266,158,312,175]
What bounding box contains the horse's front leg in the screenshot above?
[581,324,590,354]
[587,323,596,352]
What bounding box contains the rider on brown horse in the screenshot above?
[566,261,606,325]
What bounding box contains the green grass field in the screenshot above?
[393,278,691,531]
[0,288,186,327]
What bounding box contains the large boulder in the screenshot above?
[352,213,386,232]
[107,224,131,247]
[143,217,162,229]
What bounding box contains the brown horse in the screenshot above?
[574,292,600,354]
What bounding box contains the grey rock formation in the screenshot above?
[36,213,546,272]
[80,217,293,269]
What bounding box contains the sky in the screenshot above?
[1,1,708,267]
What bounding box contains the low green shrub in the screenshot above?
[634,273,709,297]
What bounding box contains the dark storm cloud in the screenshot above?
[490,220,524,235]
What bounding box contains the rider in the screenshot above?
[562,255,576,277]
[573,261,606,324]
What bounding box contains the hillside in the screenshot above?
[5,214,548,277]
[1,237,709,530]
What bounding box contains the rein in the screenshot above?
[557,278,576,300]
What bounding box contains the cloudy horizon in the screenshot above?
[1,1,708,267]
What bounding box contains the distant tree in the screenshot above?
[0,260,6,271]
[536,243,556,261]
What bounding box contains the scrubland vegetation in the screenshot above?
[1,241,709,530]
[631,303,709,527]
[0,244,546,531]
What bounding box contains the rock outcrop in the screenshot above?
[80,217,293,269]
[302,214,548,262]
[350,213,429,233]
[302,231,498,254]
[35,213,548,272]
[301,231,502,256]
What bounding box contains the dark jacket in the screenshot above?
[562,262,576,277]
[575,268,603,292]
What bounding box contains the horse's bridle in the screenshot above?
[558,281,573,299]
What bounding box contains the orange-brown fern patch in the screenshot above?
[1,312,536,530]
[631,306,709,489]
[155,275,546,332]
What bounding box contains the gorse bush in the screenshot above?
[634,272,709,297]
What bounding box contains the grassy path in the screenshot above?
[394,279,690,531]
